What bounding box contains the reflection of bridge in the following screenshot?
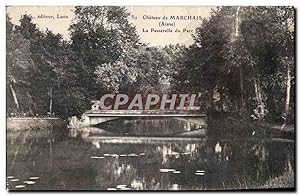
[83,110,207,132]
[87,136,206,144]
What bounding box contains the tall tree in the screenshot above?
[238,7,295,122]
[70,6,140,99]
[171,6,295,124]
[7,15,35,114]
[94,45,174,94]
[16,14,84,117]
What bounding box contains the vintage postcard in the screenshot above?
[6,6,295,191]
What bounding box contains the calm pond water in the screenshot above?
[7,120,294,191]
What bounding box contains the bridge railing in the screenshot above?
[85,109,206,116]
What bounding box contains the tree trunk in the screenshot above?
[253,78,266,119]
[9,83,19,110]
[211,88,214,110]
[234,6,245,114]
[284,62,291,124]
[239,64,245,114]
[254,79,261,103]
[49,87,53,116]
[286,152,292,172]
[235,7,241,37]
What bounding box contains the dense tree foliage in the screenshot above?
[94,45,174,94]
[69,6,140,99]
[172,6,294,124]
[7,16,35,114]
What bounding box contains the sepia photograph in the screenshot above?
[6,5,295,191]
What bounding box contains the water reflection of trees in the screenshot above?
[7,127,294,190]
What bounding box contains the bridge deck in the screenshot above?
[85,110,206,117]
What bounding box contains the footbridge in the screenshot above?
[81,110,207,132]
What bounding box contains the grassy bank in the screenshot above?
[259,170,295,189]
[7,117,66,131]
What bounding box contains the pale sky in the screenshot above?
[6,6,215,46]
